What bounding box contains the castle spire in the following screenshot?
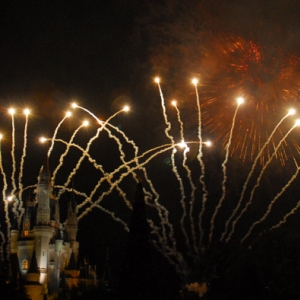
[65,190,78,242]
[33,155,54,285]
[65,189,79,262]
[36,155,51,226]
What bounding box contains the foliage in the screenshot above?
[53,280,117,300]
[182,228,300,299]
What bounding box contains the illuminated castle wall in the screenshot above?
[10,162,82,299]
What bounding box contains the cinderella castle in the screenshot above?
[9,160,97,299]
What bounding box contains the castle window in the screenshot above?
[22,259,28,270]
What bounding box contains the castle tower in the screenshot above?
[33,160,54,285]
[65,194,79,261]
[10,158,82,296]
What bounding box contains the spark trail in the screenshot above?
[17,109,30,223]
[104,113,176,248]
[77,143,182,265]
[51,121,88,186]
[66,105,137,209]
[173,100,198,254]
[193,79,209,248]
[77,144,175,220]
[0,229,5,261]
[47,111,71,157]
[209,98,243,244]
[221,108,296,241]
[71,141,181,206]
[156,78,191,251]
[241,159,300,243]
[155,78,174,142]
[56,125,108,201]
[0,134,9,258]
[0,133,5,261]
[71,103,130,129]
[267,201,300,232]
[53,130,131,207]
[226,119,300,243]
[77,145,173,212]
[9,109,17,196]
[94,204,129,232]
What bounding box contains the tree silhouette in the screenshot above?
[118,181,180,300]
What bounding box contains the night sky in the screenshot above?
[2,0,300,285]
[0,1,139,110]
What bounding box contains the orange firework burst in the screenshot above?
[199,35,300,163]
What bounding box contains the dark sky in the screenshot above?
[0,1,143,114]
[1,0,300,93]
[2,0,300,112]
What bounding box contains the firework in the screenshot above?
[0,80,299,281]
[198,35,300,163]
